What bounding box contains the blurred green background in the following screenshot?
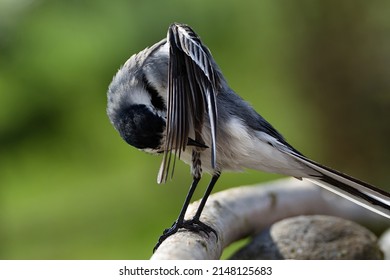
[1,0,389,259]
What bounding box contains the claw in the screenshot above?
[153,221,179,252]
[182,219,218,239]
[153,218,218,252]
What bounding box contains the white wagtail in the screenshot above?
[107,23,390,250]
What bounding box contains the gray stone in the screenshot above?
[230,215,383,259]
[378,228,390,260]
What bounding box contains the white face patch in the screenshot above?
[117,69,150,106]
[127,85,152,106]
[107,74,152,117]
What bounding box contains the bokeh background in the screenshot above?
[1,0,389,259]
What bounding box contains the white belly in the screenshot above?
[178,118,310,178]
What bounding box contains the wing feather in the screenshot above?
[158,23,220,183]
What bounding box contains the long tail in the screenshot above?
[287,152,390,219]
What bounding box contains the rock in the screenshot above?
[230,215,383,259]
[378,228,390,260]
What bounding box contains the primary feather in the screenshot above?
[158,24,222,183]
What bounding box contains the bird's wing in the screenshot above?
[158,23,221,183]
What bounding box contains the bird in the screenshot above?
[106,23,390,251]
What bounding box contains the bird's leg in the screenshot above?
[192,172,220,221]
[153,151,220,252]
[182,172,220,239]
[153,150,203,252]
[153,176,200,252]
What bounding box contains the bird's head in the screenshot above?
[107,39,169,152]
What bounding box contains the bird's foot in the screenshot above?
[153,218,218,252]
[181,218,218,238]
[153,220,180,252]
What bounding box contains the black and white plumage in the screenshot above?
[107,23,390,250]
